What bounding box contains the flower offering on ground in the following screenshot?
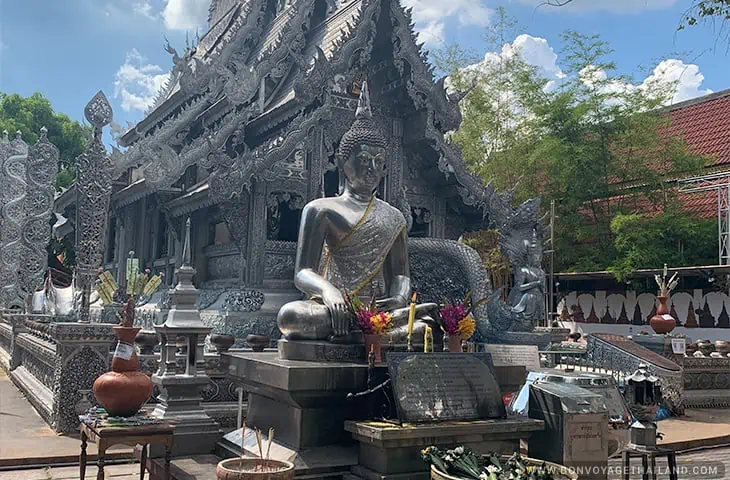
[422,445,555,480]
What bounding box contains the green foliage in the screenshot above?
[679,0,730,29]
[608,212,717,281]
[438,14,708,274]
[0,92,92,190]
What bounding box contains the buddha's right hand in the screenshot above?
[322,288,349,337]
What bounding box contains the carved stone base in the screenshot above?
[278,339,367,363]
[223,352,369,450]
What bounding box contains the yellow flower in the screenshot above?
[369,312,393,335]
[457,316,476,340]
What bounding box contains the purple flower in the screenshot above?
[440,303,468,335]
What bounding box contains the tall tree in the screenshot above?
[0,92,92,190]
[438,15,707,273]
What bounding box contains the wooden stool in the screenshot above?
[622,445,678,480]
[79,421,174,480]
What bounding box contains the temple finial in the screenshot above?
[40,126,48,140]
[355,81,372,120]
[182,218,192,266]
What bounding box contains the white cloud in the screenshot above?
[514,0,677,14]
[416,21,446,46]
[643,59,713,104]
[466,34,565,90]
[465,34,711,107]
[162,0,209,31]
[133,1,157,20]
[578,59,712,107]
[114,49,170,112]
[402,0,491,47]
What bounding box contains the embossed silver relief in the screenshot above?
[19,127,59,304]
[1,132,31,309]
[75,92,115,323]
[0,130,26,309]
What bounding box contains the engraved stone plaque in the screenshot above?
[484,344,540,371]
[387,353,506,423]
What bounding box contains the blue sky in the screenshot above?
[0,0,727,142]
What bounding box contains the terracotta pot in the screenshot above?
[211,334,236,353]
[246,335,269,353]
[364,334,382,363]
[447,334,463,353]
[650,296,676,335]
[93,327,153,417]
[217,458,294,480]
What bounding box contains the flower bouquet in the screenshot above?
[344,292,392,363]
[422,446,559,480]
[439,292,487,352]
[97,251,164,327]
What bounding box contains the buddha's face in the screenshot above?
[343,144,386,193]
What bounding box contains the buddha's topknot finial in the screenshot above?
[337,81,387,162]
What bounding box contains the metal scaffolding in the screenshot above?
[678,171,730,265]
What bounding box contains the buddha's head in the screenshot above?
[336,82,388,195]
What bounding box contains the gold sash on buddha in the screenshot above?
[321,198,406,296]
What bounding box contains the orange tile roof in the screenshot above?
[662,90,730,167]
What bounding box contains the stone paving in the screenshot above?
[0,462,140,480]
[0,369,131,467]
[0,447,728,479]
[606,446,730,479]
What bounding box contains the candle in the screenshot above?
[407,292,417,338]
[424,326,433,353]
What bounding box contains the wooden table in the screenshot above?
[79,421,174,480]
[621,444,678,480]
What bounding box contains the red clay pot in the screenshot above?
[447,334,463,353]
[93,326,153,417]
[650,296,676,335]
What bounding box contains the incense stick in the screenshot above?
[266,428,274,460]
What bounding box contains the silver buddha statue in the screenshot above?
[278,83,437,344]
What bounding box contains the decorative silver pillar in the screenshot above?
[19,127,59,306]
[0,131,29,310]
[75,92,114,323]
[152,218,219,456]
